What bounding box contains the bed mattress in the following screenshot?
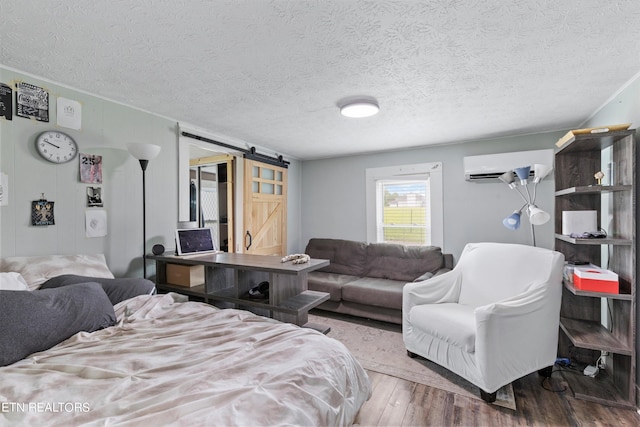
[0,293,371,426]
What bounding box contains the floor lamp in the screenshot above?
[499,164,552,247]
[127,143,161,278]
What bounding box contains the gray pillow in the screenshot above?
[0,282,116,367]
[40,274,156,305]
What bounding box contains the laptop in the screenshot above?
[175,227,219,257]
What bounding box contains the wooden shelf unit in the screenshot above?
[554,129,637,409]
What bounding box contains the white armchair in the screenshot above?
[402,242,564,402]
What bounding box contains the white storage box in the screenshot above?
[562,211,597,235]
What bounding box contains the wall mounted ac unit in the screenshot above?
[463,149,553,182]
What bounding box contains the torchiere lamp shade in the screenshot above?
[127,143,161,161]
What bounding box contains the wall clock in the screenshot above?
[35,131,78,164]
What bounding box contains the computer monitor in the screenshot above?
[174,227,218,256]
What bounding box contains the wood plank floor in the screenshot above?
[352,365,640,426]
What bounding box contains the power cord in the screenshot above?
[540,368,567,393]
[555,356,603,379]
[596,352,608,370]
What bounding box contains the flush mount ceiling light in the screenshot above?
[339,99,379,118]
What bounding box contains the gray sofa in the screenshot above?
[305,238,453,324]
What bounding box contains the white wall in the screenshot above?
[0,68,178,277]
[0,67,305,274]
[300,131,564,261]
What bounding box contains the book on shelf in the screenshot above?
[555,123,631,148]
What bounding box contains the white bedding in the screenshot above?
[0,293,371,426]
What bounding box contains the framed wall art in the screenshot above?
[80,153,102,184]
[87,186,103,207]
[16,82,49,122]
[0,83,12,121]
[31,197,54,226]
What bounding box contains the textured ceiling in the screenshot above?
[2,0,640,160]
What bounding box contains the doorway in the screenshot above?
[190,154,234,253]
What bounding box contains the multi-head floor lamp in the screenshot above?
[499,164,552,247]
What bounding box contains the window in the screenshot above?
[366,162,443,248]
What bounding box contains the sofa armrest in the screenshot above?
[443,253,454,270]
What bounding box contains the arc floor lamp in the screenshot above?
[127,143,161,278]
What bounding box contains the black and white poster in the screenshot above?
[16,82,49,122]
[87,186,103,207]
[0,83,12,121]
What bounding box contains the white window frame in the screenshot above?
[365,162,443,249]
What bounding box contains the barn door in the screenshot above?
[243,159,287,256]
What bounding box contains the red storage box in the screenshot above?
[574,266,619,294]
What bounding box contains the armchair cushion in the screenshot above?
[409,303,476,352]
[456,242,556,307]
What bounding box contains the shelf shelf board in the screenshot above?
[556,129,634,153]
[157,283,330,317]
[278,291,331,314]
[560,317,633,355]
[563,280,632,300]
[156,282,206,298]
[561,368,635,409]
[554,234,632,245]
[207,288,329,316]
[555,185,632,196]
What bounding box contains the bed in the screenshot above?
[0,255,371,426]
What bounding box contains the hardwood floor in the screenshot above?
[353,368,640,426]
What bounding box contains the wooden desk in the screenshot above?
[148,253,330,328]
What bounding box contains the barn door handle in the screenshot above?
[245,230,253,250]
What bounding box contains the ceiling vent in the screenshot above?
[463,149,553,182]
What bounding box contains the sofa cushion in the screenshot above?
[308,272,358,302]
[305,238,367,276]
[408,303,476,352]
[341,277,406,310]
[365,243,444,282]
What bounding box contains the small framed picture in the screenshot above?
[80,153,103,184]
[31,199,54,226]
[87,187,103,207]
